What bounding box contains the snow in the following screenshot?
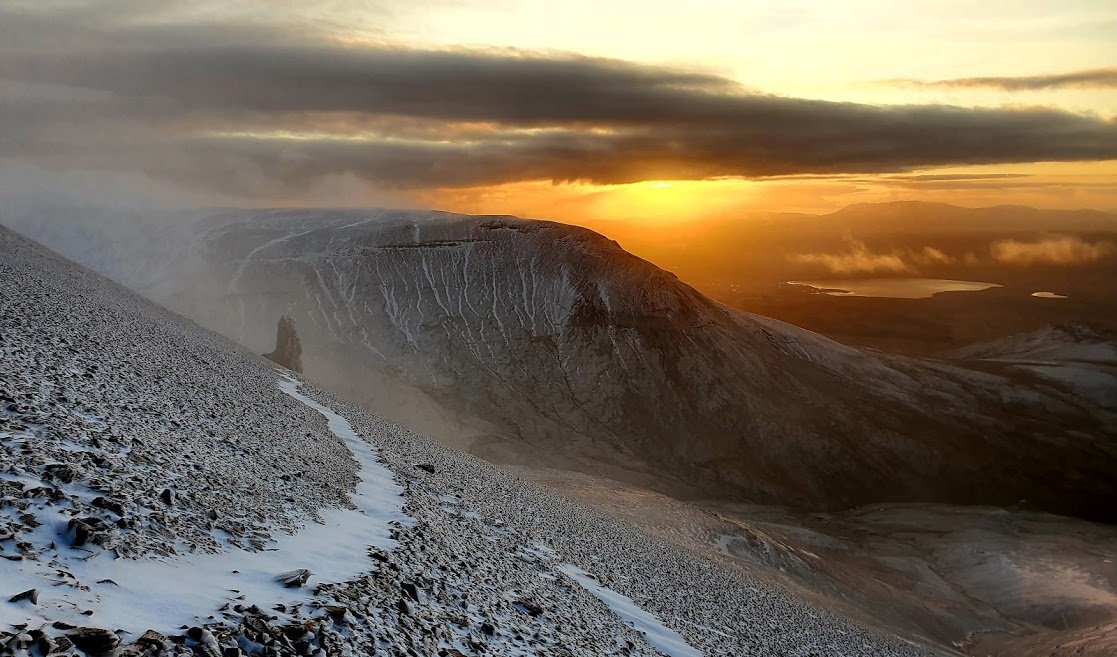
[557,563,704,657]
[1025,364,1117,411]
[0,375,408,635]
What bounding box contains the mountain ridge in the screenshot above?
[9,208,1113,519]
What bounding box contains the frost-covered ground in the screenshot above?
[2,225,940,656]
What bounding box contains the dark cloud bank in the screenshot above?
[2,3,1117,196]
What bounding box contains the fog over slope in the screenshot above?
[8,208,1116,521]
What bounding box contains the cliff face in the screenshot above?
[264,314,303,372]
[10,209,1117,519]
[169,209,1114,519]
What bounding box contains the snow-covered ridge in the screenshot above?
[189,209,1115,520]
[2,224,938,657]
[7,208,1116,521]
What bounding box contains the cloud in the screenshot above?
[886,67,1117,91]
[913,246,955,265]
[991,235,1115,265]
[790,240,958,274]
[790,239,912,274]
[2,3,1117,195]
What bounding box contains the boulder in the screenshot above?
[66,628,120,656]
[8,588,38,605]
[275,569,311,588]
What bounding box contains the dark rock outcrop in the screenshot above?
[264,315,302,373]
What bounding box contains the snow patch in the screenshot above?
[557,563,703,657]
[1,376,409,634]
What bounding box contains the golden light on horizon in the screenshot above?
[418,160,1117,229]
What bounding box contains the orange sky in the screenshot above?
[3,1,1117,221]
[420,160,1117,225]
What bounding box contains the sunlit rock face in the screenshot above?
[13,208,1117,519]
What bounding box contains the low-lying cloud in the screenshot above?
[791,241,957,274]
[991,235,1115,265]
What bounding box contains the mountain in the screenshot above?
[950,324,1117,411]
[1,225,942,656]
[11,208,1115,521]
[952,323,1117,364]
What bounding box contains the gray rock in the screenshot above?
[65,628,120,656]
[138,630,168,650]
[275,569,311,588]
[8,588,38,605]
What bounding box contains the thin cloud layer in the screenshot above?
[891,68,1117,91]
[991,235,1116,265]
[2,3,1117,195]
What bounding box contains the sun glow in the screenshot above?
[421,179,765,226]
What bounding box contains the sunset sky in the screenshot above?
[2,0,1116,223]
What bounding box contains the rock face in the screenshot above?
[170,210,1113,521]
[264,315,303,372]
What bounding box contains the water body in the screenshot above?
[1032,291,1069,299]
[788,278,1002,299]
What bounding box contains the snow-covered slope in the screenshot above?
[1,227,940,657]
[9,209,1117,522]
[951,324,1117,412]
[952,324,1117,365]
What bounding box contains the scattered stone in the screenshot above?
[400,582,420,602]
[7,589,38,605]
[138,630,167,650]
[65,628,120,656]
[515,600,544,617]
[91,496,126,516]
[275,569,311,588]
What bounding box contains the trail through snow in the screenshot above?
[557,564,704,657]
[0,375,408,634]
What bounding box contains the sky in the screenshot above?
[2,0,1116,223]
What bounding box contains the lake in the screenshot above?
[787,278,1002,299]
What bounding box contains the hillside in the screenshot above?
[0,225,945,656]
[14,208,1115,520]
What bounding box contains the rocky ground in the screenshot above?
[1,224,941,656]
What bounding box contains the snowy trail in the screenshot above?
[557,564,704,657]
[0,375,408,634]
